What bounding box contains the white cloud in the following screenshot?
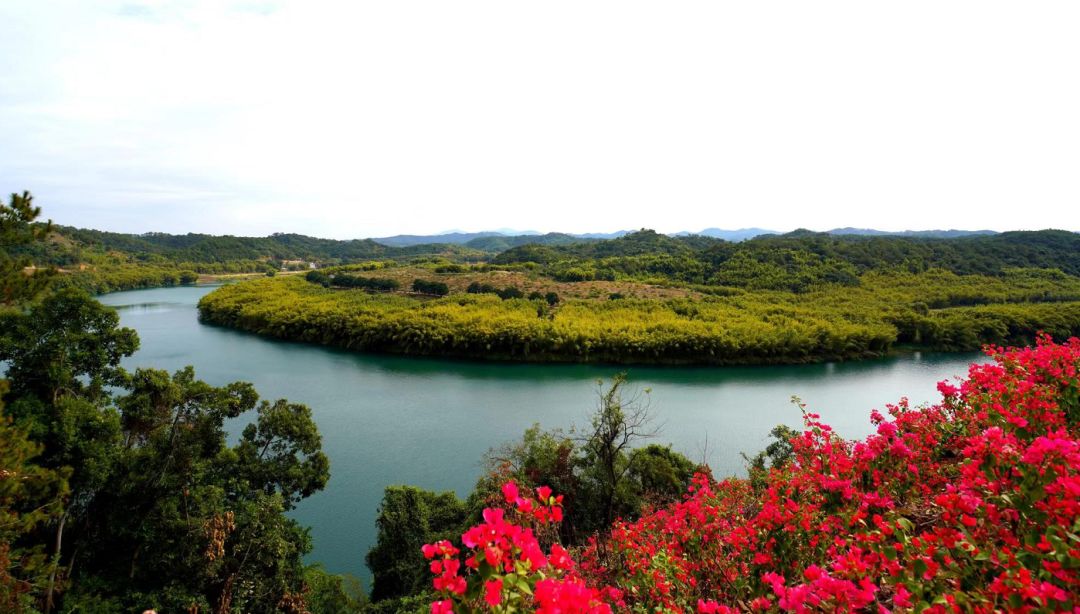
[2,0,1078,237]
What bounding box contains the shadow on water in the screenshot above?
[196,313,982,389]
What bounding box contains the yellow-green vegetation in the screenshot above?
[50,264,201,294]
[197,268,1080,365]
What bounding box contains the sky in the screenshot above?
[2,1,1078,239]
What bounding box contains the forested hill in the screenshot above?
[22,225,1080,288]
[494,228,1080,280]
[42,226,1045,271]
[29,225,483,267]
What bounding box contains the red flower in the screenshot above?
[484,578,503,606]
[502,481,519,504]
[537,485,553,502]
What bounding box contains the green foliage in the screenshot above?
[628,444,699,503]
[463,232,588,252]
[0,288,139,403]
[709,249,860,291]
[0,191,70,612]
[43,362,326,612]
[1,191,54,306]
[0,191,332,612]
[573,375,669,534]
[477,424,578,533]
[235,399,330,509]
[41,226,483,269]
[743,423,800,490]
[434,264,466,273]
[369,382,700,605]
[361,592,431,614]
[466,282,497,295]
[325,273,400,292]
[303,565,366,614]
[51,265,200,294]
[0,382,70,614]
[198,270,1080,365]
[496,286,524,300]
[467,283,527,300]
[493,229,1080,289]
[366,486,466,602]
[474,378,698,545]
[410,279,449,296]
[306,270,331,287]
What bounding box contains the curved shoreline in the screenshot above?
[196,277,1080,367]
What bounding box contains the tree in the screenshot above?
[627,443,698,504]
[0,192,95,612]
[1,191,54,306]
[743,423,800,491]
[366,486,465,602]
[304,565,366,614]
[477,377,698,545]
[411,279,449,296]
[63,366,329,612]
[576,374,661,533]
[477,424,578,542]
[234,399,330,509]
[0,288,139,405]
[0,381,69,613]
[0,191,335,612]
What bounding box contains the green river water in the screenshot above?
[98,285,986,583]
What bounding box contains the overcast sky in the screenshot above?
[2,1,1078,239]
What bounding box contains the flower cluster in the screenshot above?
[584,335,1080,612]
[425,336,1080,612]
[423,482,619,613]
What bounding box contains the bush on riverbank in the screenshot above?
[50,264,200,294]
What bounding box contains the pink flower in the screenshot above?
[502,481,519,504]
[484,578,503,606]
[550,543,574,571]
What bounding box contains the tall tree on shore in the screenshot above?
[0,191,69,612]
[0,191,53,306]
[0,191,333,613]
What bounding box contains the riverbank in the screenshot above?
[52,265,307,295]
[196,274,1080,366]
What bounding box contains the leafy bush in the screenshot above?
[332,274,400,292]
[496,286,524,300]
[412,279,450,296]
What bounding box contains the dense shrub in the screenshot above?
[52,265,201,294]
[412,279,450,296]
[496,286,524,300]
[334,274,400,292]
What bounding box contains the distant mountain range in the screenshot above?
[825,228,998,239]
[371,232,504,247]
[371,227,1001,247]
[678,228,781,241]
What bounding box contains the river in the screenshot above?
[98,284,987,584]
